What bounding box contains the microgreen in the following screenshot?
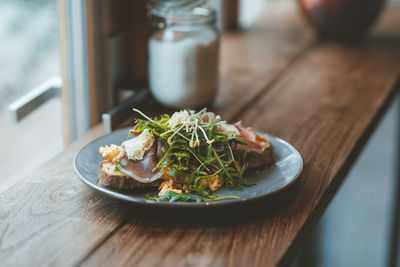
[145,191,240,203]
[133,108,250,202]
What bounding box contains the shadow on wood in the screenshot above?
[88,179,300,228]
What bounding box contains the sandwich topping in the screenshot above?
[98,108,274,202]
[121,129,155,161]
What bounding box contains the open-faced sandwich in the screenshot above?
[99,108,274,202]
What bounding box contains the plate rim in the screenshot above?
[73,128,303,208]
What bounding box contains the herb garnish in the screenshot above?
[133,108,250,201]
[145,191,240,203]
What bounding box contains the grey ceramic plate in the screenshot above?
[74,129,303,208]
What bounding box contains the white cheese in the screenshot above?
[168,110,190,129]
[121,129,155,161]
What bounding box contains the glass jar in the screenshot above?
[148,0,220,108]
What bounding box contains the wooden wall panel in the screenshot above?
[86,0,149,126]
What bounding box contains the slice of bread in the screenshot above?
[98,160,162,190]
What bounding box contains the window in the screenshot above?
[0,0,63,193]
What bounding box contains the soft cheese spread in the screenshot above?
[121,129,155,160]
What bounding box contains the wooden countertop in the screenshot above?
[1,2,400,267]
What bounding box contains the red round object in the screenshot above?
[298,0,386,40]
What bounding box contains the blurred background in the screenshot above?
[0,0,62,192]
[0,0,399,266]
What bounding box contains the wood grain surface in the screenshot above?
[213,2,313,119]
[0,126,133,267]
[1,1,400,267]
[80,4,400,267]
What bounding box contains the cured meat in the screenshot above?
[202,112,274,168]
[233,121,275,168]
[118,137,166,183]
[201,112,216,122]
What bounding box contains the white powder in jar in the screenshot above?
[149,28,220,108]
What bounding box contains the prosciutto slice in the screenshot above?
[201,112,216,122]
[202,112,274,168]
[233,121,274,168]
[118,137,166,183]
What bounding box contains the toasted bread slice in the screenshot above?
[98,160,162,190]
[258,138,275,166]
